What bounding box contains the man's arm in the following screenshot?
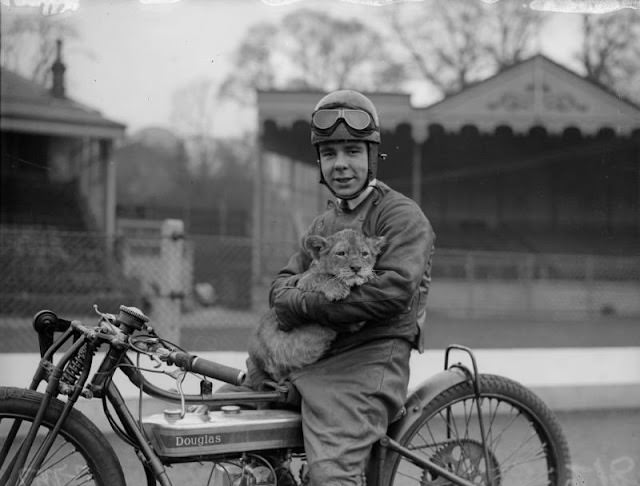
[272,198,435,329]
[268,244,312,306]
[266,228,315,331]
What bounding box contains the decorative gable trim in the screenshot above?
[416,55,640,136]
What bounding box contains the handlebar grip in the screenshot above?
[190,357,246,386]
[170,351,246,386]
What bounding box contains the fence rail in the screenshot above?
[433,249,640,282]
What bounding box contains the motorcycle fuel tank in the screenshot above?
[142,406,304,458]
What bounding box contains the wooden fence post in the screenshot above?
[152,219,184,345]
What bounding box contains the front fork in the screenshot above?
[0,332,95,486]
[103,379,173,486]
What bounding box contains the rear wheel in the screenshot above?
[383,374,571,486]
[0,386,125,486]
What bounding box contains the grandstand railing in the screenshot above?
[433,249,639,282]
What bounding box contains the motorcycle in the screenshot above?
[0,305,572,485]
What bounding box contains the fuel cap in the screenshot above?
[221,405,241,414]
[163,409,183,421]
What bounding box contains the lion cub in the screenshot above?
[248,228,385,382]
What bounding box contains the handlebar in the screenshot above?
[120,354,283,406]
[162,350,246,387]
[32,306,261,401]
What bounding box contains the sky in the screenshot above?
[2,0,594,137]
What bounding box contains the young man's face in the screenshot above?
[318,141,368,199]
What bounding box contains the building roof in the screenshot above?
[256,54,640,139]
[414,54,640,137]
[1,67,126,139]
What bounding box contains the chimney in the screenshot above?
[51,39,66,98]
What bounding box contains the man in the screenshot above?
[269,89,436,485]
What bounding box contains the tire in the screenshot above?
[382,374,572,486]
[0,386,125,486]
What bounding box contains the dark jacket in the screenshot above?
[269,181,436,354]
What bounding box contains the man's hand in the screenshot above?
[280,274,302,288]
[272,286,308,331]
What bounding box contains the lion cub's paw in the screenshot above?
[321,283,350,301]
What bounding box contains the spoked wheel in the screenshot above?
[383,374,571,486]
[0,387,125,486]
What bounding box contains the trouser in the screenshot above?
[223,338,411,485]
[289,338,411,486]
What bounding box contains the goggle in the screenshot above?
[311,108,374,132]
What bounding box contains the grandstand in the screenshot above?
[254,56,640,317]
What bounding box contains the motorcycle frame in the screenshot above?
[2,314,490,486]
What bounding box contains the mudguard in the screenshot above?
[387,367,469,441]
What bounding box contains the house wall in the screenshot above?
[0,132,86,228]
[49,137,83,183]
[0,133,116,234]
[77,138,108,232]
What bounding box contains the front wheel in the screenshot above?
[382,374,572,486]
[0,386,125,486]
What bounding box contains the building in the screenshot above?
[256,55,640,257]
[1,41,126,237]
[1,42,129,316]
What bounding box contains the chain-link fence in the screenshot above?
[0,227,136,318]
[0,222,267,352]
[2,223,639,352]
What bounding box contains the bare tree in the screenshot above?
[219,8,406,104]
[278,9,405,91]
[0,9,78,85]
[483,1,547,70]
[169,77,219,173]
[170,78,218,137]
[576,10,640,103]
[387,0,547,96]
[217,22,279,103]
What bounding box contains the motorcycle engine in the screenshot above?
[212,454,277,486]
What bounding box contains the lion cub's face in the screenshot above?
[305,229,385,287]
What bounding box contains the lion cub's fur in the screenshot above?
[248,228,385,382]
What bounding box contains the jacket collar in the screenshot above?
[337,179,378,211]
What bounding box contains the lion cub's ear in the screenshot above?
[304,234,329,260]
[366,235,386,256]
